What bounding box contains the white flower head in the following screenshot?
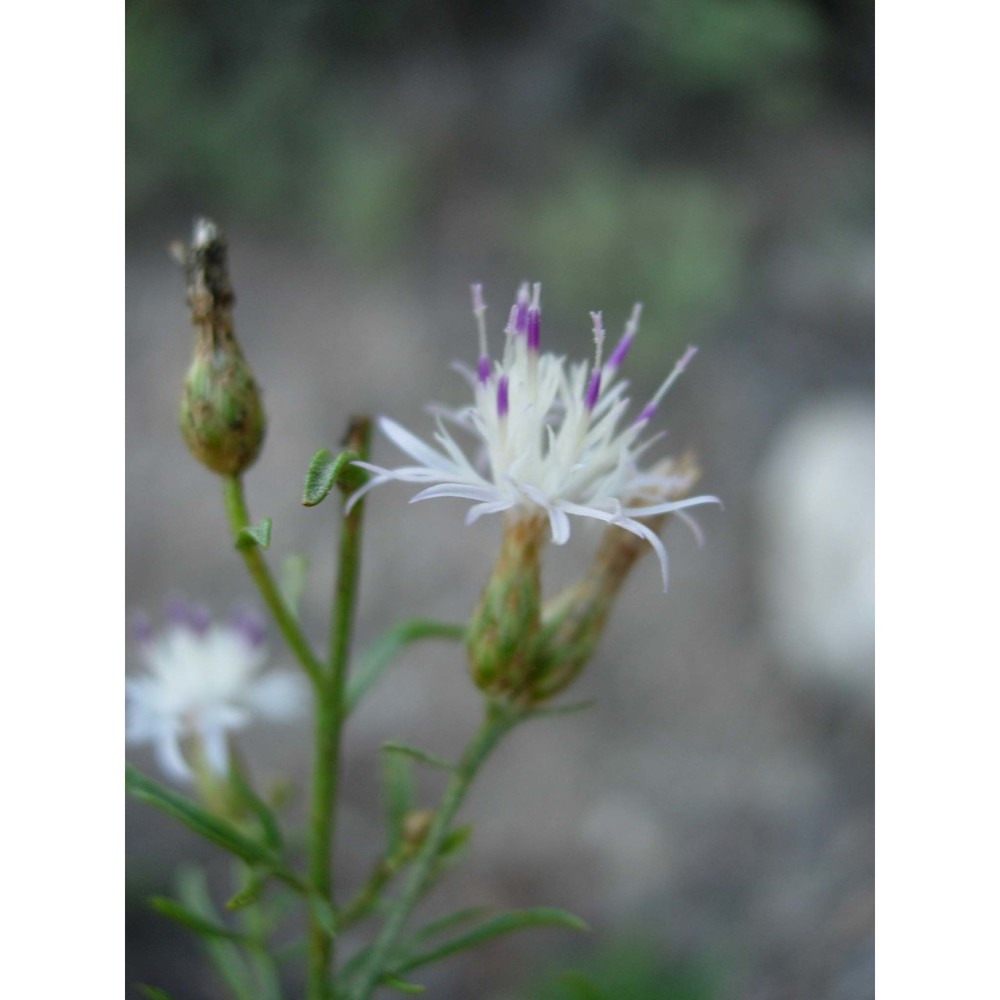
[349,283,720,590]
[126,599,308,784]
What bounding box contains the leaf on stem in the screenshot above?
[302,448,366,506]
[236,517,272,550]
[383,977,427,994]
[393,908,589,975]
[381,742,455,772]
[150,896,251,942]
[228,764,283,852]
[309,894,339,939]
[126,764,280,869]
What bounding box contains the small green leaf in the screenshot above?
[150,896,250,942]
[381,742,455,772]
[348,620,465,712]
[383,977,426,994]
[126,764,280,869]
[394,908,589,974]
[302,448,365,506]
[225,870,266,911]
[236,517,271,550]
[302,448,340,506]
[309,894,338,938]
[279,553,309,616]
[379,747,416,854]
[438,823,472,861]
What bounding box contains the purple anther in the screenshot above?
[230,606,267,648]
[584,369,602,411]
[635,401,657,424]
[607,303,642,371]
[514,282,530,334]
[130,610,154,645]
[166,596,211,634]
[477,354,491,385]
[497,375,510,418]
[526,310,540,351]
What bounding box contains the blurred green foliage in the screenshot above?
[523,938,721,1000]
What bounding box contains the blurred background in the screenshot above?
[126,1,873,997]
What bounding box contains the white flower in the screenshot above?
[126,600,308,783]
[349,282,720,590]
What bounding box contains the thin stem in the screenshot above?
[348,703,520,1000]
[307,417,371,999]
[221,476,323,685]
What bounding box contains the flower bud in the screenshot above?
[176,219,266,476]
[530,454,702,701]
[466,515,547,702]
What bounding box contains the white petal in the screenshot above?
[199,724,230,777]
[548,505,572,545]
[409,482,501,504]
[621,494,722,518]
[674,508,705,547]
[379,417,456,471]
[465,499,515,525]
[154,729,192,784]
[244,672,309,721]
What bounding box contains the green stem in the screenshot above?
[348,703,520,1000]
[307,417,371,999]
[221,476,323,685]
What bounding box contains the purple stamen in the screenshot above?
[230,606,267,648]
[515,281,530,334]
[130,610,154,645]
[526,283,542,352]
[607,303,642,371]
[633,344,699,425]
[477,354,491,385]
[497,375,509,418]
[165,596,211,634]
[635,401,657,424]
[584,370,602,411]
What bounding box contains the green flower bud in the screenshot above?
[176,219,265,476]
[466,515,547,703]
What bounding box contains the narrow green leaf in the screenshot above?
[408,907,490,947]
[379,748,416,854]
[126,764,280,869]
[225,870,266,911]
[236,516,272,550]
[177,867,257,1000]
[383,977,426,994]
[348,620,465,712]
[150,896,250,942]
[558,972,612,1000]
[138,986,173,1000]
[279,553,309,616]
[394,908,589,974]
[381,742,455,772]
[228,764,283,851]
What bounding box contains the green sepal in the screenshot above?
[381,742,455,772]
[126,764,280,869]
[393,907,589,975]
[150,895,251,942]
[379,747,416,854]
[235,516,271,550]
